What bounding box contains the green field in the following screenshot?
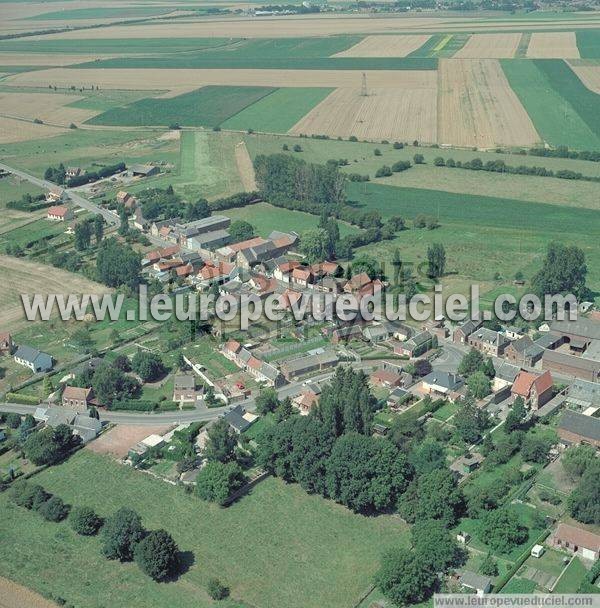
[553,557,588,593]
[576,29,600,58]
[67,89,164,112]
[0,451,409,608]
[221,87,333,133]
[502,59,600,150]
[500,577,537,593]
[408,33,469,57]
[224,202,358,239]
[87,86,277,128]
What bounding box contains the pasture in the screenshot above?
[0,451,410,608]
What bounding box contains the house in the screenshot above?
[330,324,363,344]
[62,386,93,411]
[493,361,521,391]
[394,331,434,358]
[422,318,449,341]
[362,323,391,343]
[421,371,464,399]
[13,345,53,373]
[504,326,525,340]
[172,374,199,404]
[65,167,81,179]
[550,523,600,561]
[45,187,66,203]
[387,387,410,408]
[274,260,301,283]
[0,332,14,355]
[452,452,485,475]
[294,382,321,414]
[373,423,389,437]
[116,191,136,208]
[344,272,371,294]
[383,321,413,342]
[223,405,258,433]
[459,571,493,596]
[222,341,284,387]
[453,319,483,345]
[511,370,553,409]
[128,164,159,178]
[280,351,339,381]
[468,328,508,357]
[370,368,403,389]
[291,266,314,288]
[504,336,544,366]
[132,207,149,231]
[557,409,600,448]
[542,350,600,382]
[72,414,102,443]
[46,205,73,222]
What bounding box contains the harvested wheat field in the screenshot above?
[0,576,57,608]
[0,116,67,143]
[526,32,580,58]
[235,141,258,191]
[0,53,126,66]
[333,34,431,57]
[454,33,522,58]
[290,79,437,143]
[5,67,426,91]
[0,256,111,331]
[437,59,540,148]
[569,61,600,94]
[0,91,97,126]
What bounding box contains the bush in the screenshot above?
[69,506,103,535]
[391,160,411,172]
[102,508,145,561]
[5,392,40,405]
[207,578,229,600]
[393,142,404,149]
[5,412,21,429]
[38,495,70,522]
[374,148,382,156]
[293,144,302,152]
[434,157,445,166]
[109,400,156,412]
[134,529,179,581]
[413,154,425,164]
[9,482,50,510]
[375,165,392,178]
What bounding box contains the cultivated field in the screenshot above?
[234,141,257,191]
[454,33,522,58]
[0,116,67,143]
[332,34,431,57]
[0,576,57,608]
[0,91,96,126]
[0,52,125,66]
[290,78,437,142]
[569,60,600,94]
[0,255,110,332]
[0,451,410,608]
[438,59,540,147]
[526,32,580,58]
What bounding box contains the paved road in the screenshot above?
[0,162,119,226]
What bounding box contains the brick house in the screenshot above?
[453,319,482,345]
[504,336,544,366]
[511,370,553,409]
[47,205,73,222]
[468,328,509,357]
[550,523,600,561]
[62,386,93,411]
[557,409,600,449]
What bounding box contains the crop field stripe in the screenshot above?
[501,59,600,149]
[433,34,453,53]
[221,87,334,133]
[85,85,277,127]
[408,33,469,58]
[534,58,600,138]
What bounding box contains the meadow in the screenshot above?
[502,59,600,150]
[221,87,333,133]
[576,29,600,58]
[87,86,276,128]
[0,451,410,608]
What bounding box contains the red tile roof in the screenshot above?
[229,237,267,253]
[247,356,262,371]
[224,339,241,354]
[555,523,600,551]
[175,263,193,277]
[47,205,69,217]
[277,260,300,273]
[512,370,553,398]
[371,369,401,385]
[63,386,92,401]
[292,267,313,281]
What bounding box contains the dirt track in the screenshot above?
[235,141,257,191]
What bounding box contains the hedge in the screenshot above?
[109,400,156,412]
[5,392,41,405]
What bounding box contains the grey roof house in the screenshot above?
[13,345,53,373]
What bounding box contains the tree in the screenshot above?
[42,376,54,397]
[38,495,70,522]
[413,154,425,164]
[69,506,103,535]
[5,413,21,429]
[93,215,104,244]
[427,243,446,278]
[184,198,210,221]
[467,371,491,399]
[562,444,597,479]
[409,439,446,476]
[483,357,496,379]
[23,425,76,465]
[203,419,237,463]
[207,578,229,600]
[568,460,600,524]
[229,220,255,242]
[480,553,499,576]
[521,433,553,463]
[480,509,528,554]
[399,468,463,526]
[274,396,294,423]
[131,350,166,382]
[350,254,381,279]
[453,398,489,444]
[411,519,466,572]
[375,547,437,606]
[532,241,588,300]
[195,461,245,506]
[459,351,484,379]
[102,507,145,561]
[134,529,179,580]
[325,433,410,514]
[96,238,141,289]
[92,364,140,407]
[504,397,526,433]
[74,221,92,251]
[392,248,402,286]
[71,326,94,352]
[113,354,132,372]
[255,387,279,415]
[20,413,36,433]
[118,208,129,236]
[299,228,328,264]
[9,481,49,510]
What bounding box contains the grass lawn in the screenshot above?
[87,86,276,128]
[553,557,588,593]
[501,59,600,150]
[501,577,537,593]
[224,202,358,239]
[221,87,333,133]
[181,337,238,378]
[0,450,410,608]
[432,401,459,422]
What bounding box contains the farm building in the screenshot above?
[453,319,482,345]
[280,351,339,381]
[550,318,600,351]
[542,350,600,382]
[504,336,544,366]
[47,205,73,221]
[511,370,553,409]
[550,523,600,561]
[13,345,53,373]
[557,409,600,448]
[128,164,159,177]
[468,328,508,357]
[393,331,434,358]
[567,379,600,410]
